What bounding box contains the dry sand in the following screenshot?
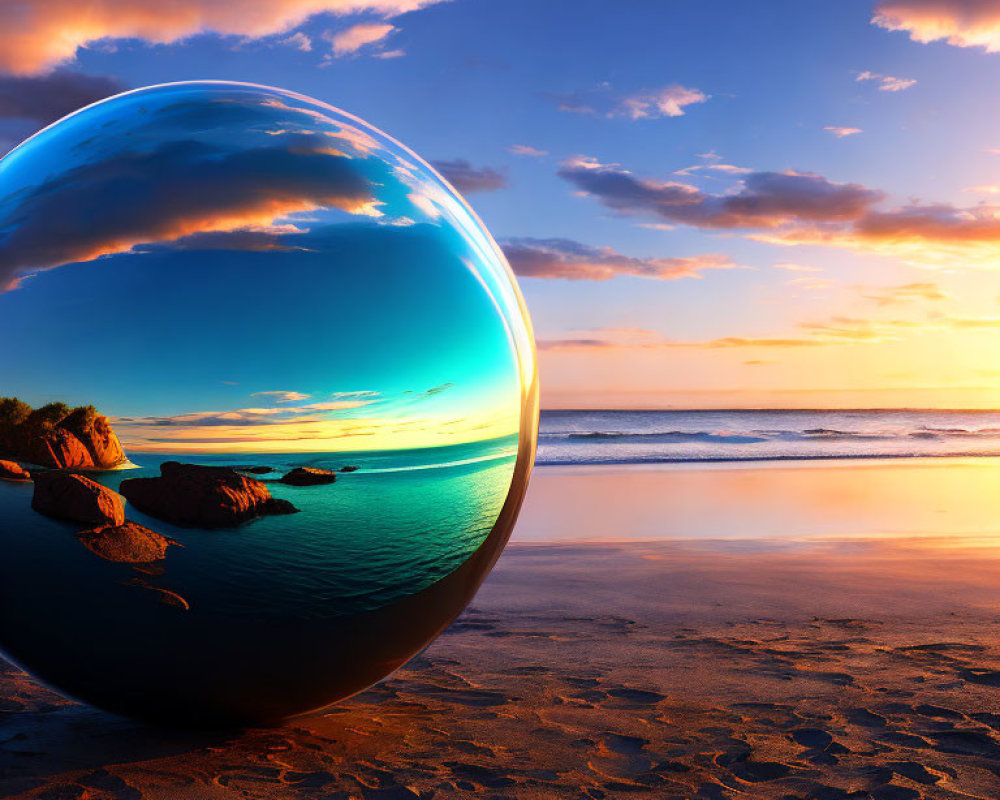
[2,532,1000,799]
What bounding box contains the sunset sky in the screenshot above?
[3,1,1000,409]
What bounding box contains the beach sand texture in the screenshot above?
[2,462,1000,798]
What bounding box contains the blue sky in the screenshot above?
[3,1,1000,409]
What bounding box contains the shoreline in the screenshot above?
[534,452,1000,472]
[535,452,1000,469]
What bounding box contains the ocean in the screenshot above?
[0,435,517,620]
[538,408,1000,466]
[0,435,520,721]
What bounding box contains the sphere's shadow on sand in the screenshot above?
[0,664,229,787]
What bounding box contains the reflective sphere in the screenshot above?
[0,82,537,726]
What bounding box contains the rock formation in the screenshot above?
[120,462,299,528]
[58,406,126,468]
[22,427,94,470]
[0,460,30,482]
[280,467,338,486]
[0,398,127,470]
[76,522,177,564]
[31,472,125,527]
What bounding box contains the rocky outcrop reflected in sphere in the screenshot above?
[0,82,538,726]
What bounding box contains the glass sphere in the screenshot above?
[0,82,537,726]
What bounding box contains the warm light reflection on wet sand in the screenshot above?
[514,457,1000,544]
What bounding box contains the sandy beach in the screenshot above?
[3,459,1000,798]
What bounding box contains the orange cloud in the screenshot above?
[856,70,917,92]
[873,0,1000,52]
[327,22,396,56]
[0,1,445,75]
[752,203,1000,266]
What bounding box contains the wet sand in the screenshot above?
[3,461,1000,798]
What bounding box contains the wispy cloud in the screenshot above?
[946,314,1000,328]
[279,31,313,51]
[123,398,376,429]
[786,277,835,290]
[251,390,312,403]
[796,316,935,342]
[537,330,828,351]
[615,85,709,119]
[501,237,743,280]
[507,144,548,157]
[674,158,752,177]
[419,382,453,397]
[538,314,962,353]
[431,159,508,193]
[773,262,823,272]
[856,70,917,92]
[860,281,949,306]
[552,83,709,119]
[825,126,863,137]
[873,0,1000,52]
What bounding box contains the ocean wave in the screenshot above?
[551,431,768,445]
[536,410,1000,466]
[541,426,1000,445]
[543,428,913,445]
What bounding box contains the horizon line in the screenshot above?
[540,406,1000,413]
